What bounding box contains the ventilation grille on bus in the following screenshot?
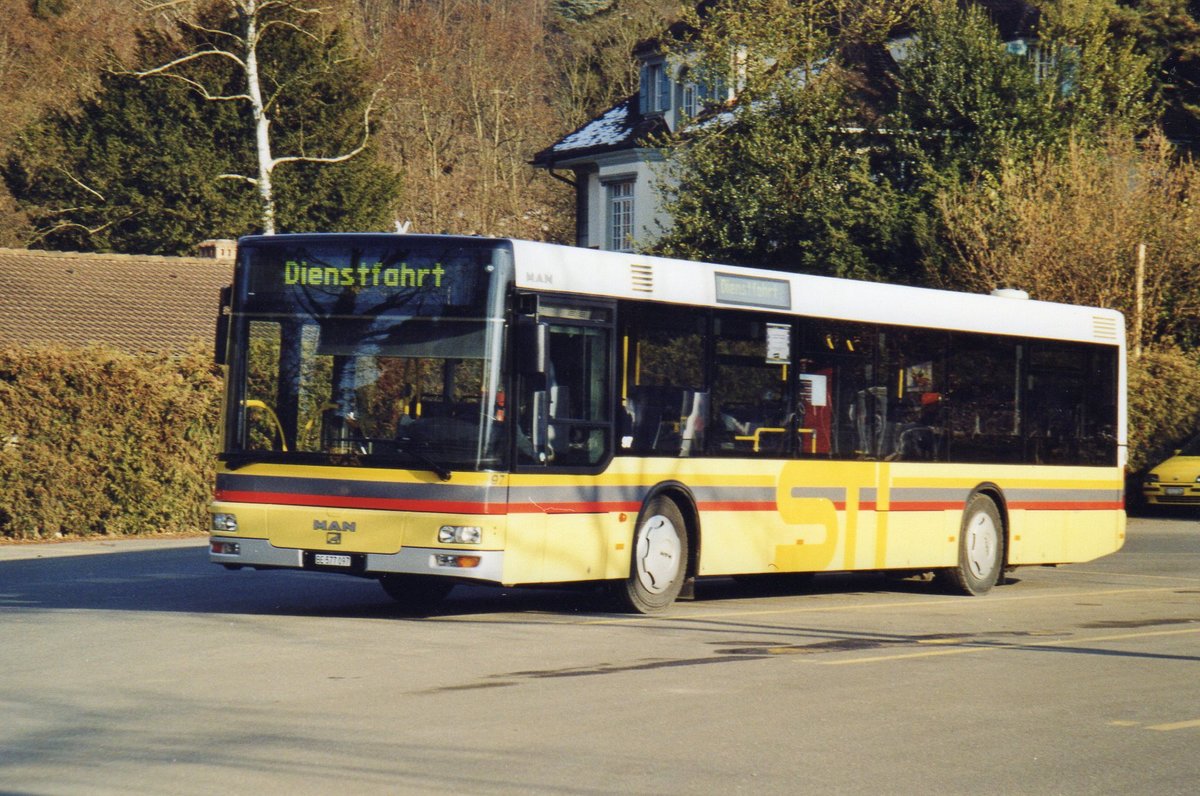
[1092,315,1119,341]
[630,263,654,293]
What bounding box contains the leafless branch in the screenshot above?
[179,17,244,44]
[137,69,253,102]
[139,0,195,11]
[256,18,322,47]
[258,1,330,17]
[29,217,124,245]
[131,48,247,76]
[56,168,106,202]
[272,91,377,167]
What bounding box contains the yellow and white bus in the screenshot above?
[209,233,1126,612]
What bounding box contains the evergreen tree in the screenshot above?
[653,72,915,281]
[651,0,920,281]
[3,9,399,255]
[895,0,1155,181]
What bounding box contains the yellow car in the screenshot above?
[1143,436,1200,507]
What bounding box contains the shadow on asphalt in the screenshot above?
[0,544,983,620]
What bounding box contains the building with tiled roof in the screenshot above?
[0,242,234,354]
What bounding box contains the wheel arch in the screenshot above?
[639,480,701,580]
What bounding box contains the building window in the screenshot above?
[680,68,699,119]
[607,180,635,252]
[1030,43,1055,84]
[639,61,671,114]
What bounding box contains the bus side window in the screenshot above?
[798,320,876,459]
[711,315,792,457]
[624,305,706,457]
[881,329,947,462]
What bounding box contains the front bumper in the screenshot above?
[209,536,504,582]
[1142,484,1200,505]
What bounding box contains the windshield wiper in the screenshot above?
[395,435,452,481]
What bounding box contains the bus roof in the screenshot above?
[507,239,1124,348]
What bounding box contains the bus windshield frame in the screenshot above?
[220,235,513,474]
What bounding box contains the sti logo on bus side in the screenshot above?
[313,520,356,533]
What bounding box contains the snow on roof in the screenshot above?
[552,99,635,153]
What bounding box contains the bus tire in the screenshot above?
[378,574,454,608]
[943,493,1004,596]
[614,495,689,614]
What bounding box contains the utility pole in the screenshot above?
[1134,242,1145,359]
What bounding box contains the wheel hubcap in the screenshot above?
[635,514,681,594]
[964,511,998,578]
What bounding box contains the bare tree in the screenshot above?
[933,131,1200,353]
[371,0,571,239]
[135,0,376,234]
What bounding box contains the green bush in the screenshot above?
[0,343,222,539]
[1127,345,1200,473]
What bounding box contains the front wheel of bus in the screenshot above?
[943,493,1004,596]
[378,574,454,609]
[615,496,689,614]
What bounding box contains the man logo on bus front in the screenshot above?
[313,519,356,533]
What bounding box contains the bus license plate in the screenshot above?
[1165,487,1185,496]
[313,553,352,567]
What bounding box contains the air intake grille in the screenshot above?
[1092,315,1119,341]
[630,263,654,293]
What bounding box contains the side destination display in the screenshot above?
[714,272,791,310]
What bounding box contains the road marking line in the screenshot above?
[816,626,1200,665]
[1147,719,1200,732]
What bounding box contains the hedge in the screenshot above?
[0,343,221,540]
[1127,345,1200,473]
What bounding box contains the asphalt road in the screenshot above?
[1,516,1198,795]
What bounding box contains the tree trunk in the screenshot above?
[243,1,276,234]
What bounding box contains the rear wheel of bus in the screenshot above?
[614,495,690,614]
[940,492,1004,596]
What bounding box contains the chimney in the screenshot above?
[198,239,237,260]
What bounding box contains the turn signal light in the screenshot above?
[435,554,481,568]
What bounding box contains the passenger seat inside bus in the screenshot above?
[625,386,703,456]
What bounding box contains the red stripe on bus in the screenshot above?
[507,502,642,515]
[696,501,781,512]
[887,500,1122,512]
[1007,501,1125,511]
[886,501,964,512]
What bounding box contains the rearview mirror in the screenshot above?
[515,319,548,376]
[214,285,232,365]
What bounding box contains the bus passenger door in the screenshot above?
[510,297,616,583]
[514,299,614,469]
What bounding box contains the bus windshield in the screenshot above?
[223,236,513,474]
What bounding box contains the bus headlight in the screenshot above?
[438,525,482,544]
[211,513,239,533]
